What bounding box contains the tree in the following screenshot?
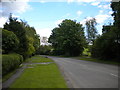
[91,1,120,60]
[111,1,120,59]
[3,14,40,58]
[85,18,97,44]
[91,26,118,59]
[2,29,19,53]
[36,45,52,55]
[25,25,40,55]
[4,14,29,58]
[48,19,86,56]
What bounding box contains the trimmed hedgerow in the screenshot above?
[2,53,23,76]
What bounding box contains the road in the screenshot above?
[47,56,119,88]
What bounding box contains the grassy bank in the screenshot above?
[10,55,67,88]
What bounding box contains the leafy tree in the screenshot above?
[48,19,86,56]
[4,14,28,58]
[91,26,118,59]
[111,1,120,59]
[25,25,40,55]
[91,1,120,60]
[2,29,19,53]
[3,14,40,58]
[85,18,97,44]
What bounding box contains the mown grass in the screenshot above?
[25,55,54,63]
[10,56,67,88]
[74,56,119,65]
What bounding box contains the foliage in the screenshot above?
[92,25,120,60]
[85,18,97,44]
[48,19,86,56]
[82,48,91,56]
[25,26,40,54]
[2,54,23,76]
[4,15,28,57]
[111,1,120,30]
[36,45,52,55]
[2,29,19,54]
[3,14,40,59]
[111,1,120,59]
[91,1,120,60]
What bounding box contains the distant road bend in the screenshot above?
[47,56,118,88]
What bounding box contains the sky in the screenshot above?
[0,0,115,38]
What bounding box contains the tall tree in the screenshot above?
[4,14,40,58]
[4,14,28,58]
[85,18,97,44]
[48,19,86,56]
[111,1,120,59]
[91,1,120,60]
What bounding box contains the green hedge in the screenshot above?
[2,54,23,76]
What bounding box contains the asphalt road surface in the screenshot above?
[47,56,119,88]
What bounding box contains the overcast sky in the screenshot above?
[0,0,114,37]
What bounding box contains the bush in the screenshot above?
[2,29,19,54]
[2,53,23,76]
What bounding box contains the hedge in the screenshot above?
[2,53,23,76]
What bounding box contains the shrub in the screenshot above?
[2,29,19,54]
[2,53,23,76]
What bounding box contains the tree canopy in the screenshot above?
[48,19,86,56]
[3,14,40,59]
[91,1,120,60]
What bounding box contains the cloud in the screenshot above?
[91,2,100,6]
[39,0,46,3]
[36,28,52,38]
[95,14,111,24]
[98,4,111,9]
[0,0,30,28]
[77,10,82,16]
[80,16,93,25]
[1,0,30,18]
[67,0,74,3]
[0,17,7,28]
[55,19,64,25]
[67,0,112,3]
[80,14,112,25]
[77,0,96,3]
[109,11,113,14]
[80,14,113,35]
[99,10,104,14]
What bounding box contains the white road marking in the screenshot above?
[110,73,118,77]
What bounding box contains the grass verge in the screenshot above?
[10,56,67,88]
[25,55,54,63]
[74,56,119,65]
